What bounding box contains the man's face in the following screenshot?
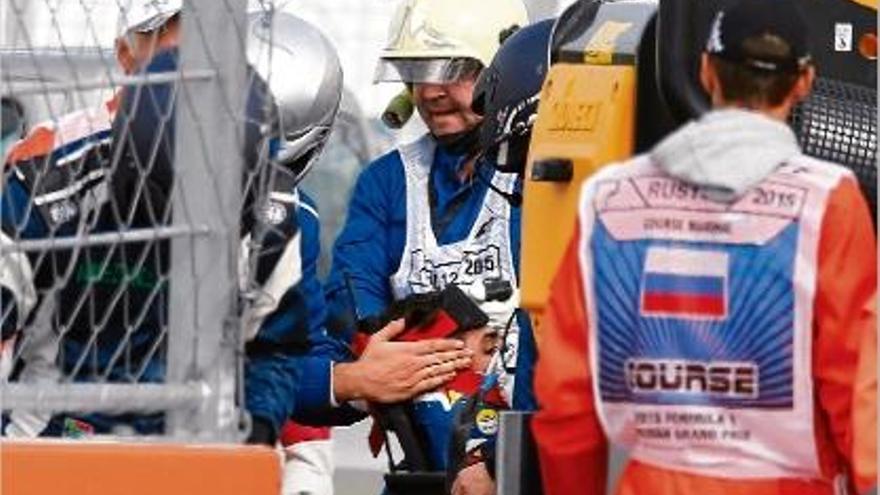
[460,327,498,373]
[412,75,482,137]
[115,18,181,75]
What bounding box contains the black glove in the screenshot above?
[246,416,277,446]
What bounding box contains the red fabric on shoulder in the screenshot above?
[280,420,331,446]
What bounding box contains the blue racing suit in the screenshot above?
[0,48,337,440]
[319,137,538,471]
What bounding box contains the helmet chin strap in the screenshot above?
[434,124,481,156]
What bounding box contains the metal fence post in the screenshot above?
[167,0,248,441]
[497,411,544,495]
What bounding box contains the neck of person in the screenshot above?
[715,99,795,123]
[434,127,481,183]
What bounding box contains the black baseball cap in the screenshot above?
[705,0,812,73]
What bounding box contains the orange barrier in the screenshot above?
[1,440,280,495]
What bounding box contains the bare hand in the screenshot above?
[451,462,495,495]
[333,319,473,403]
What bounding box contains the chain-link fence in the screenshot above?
[0,0,548,468]
[0,0,269,442]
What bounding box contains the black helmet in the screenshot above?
[471,18,553,174]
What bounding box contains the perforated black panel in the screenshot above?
[790,78,877,225]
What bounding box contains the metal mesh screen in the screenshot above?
[1,0,256,441]
[790,77,878,226]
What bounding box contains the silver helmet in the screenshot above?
[245,11,343,183]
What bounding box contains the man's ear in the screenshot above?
[115,37,136,75]
[699,53,715,96]
[791,65,816,104]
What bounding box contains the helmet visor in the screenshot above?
[374,57,482,84]
[274,125,332,183]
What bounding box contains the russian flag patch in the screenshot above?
[640,247,729,320]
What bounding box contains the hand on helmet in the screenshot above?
[333,319,474,403]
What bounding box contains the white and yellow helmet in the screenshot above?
[374,0,528,84]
